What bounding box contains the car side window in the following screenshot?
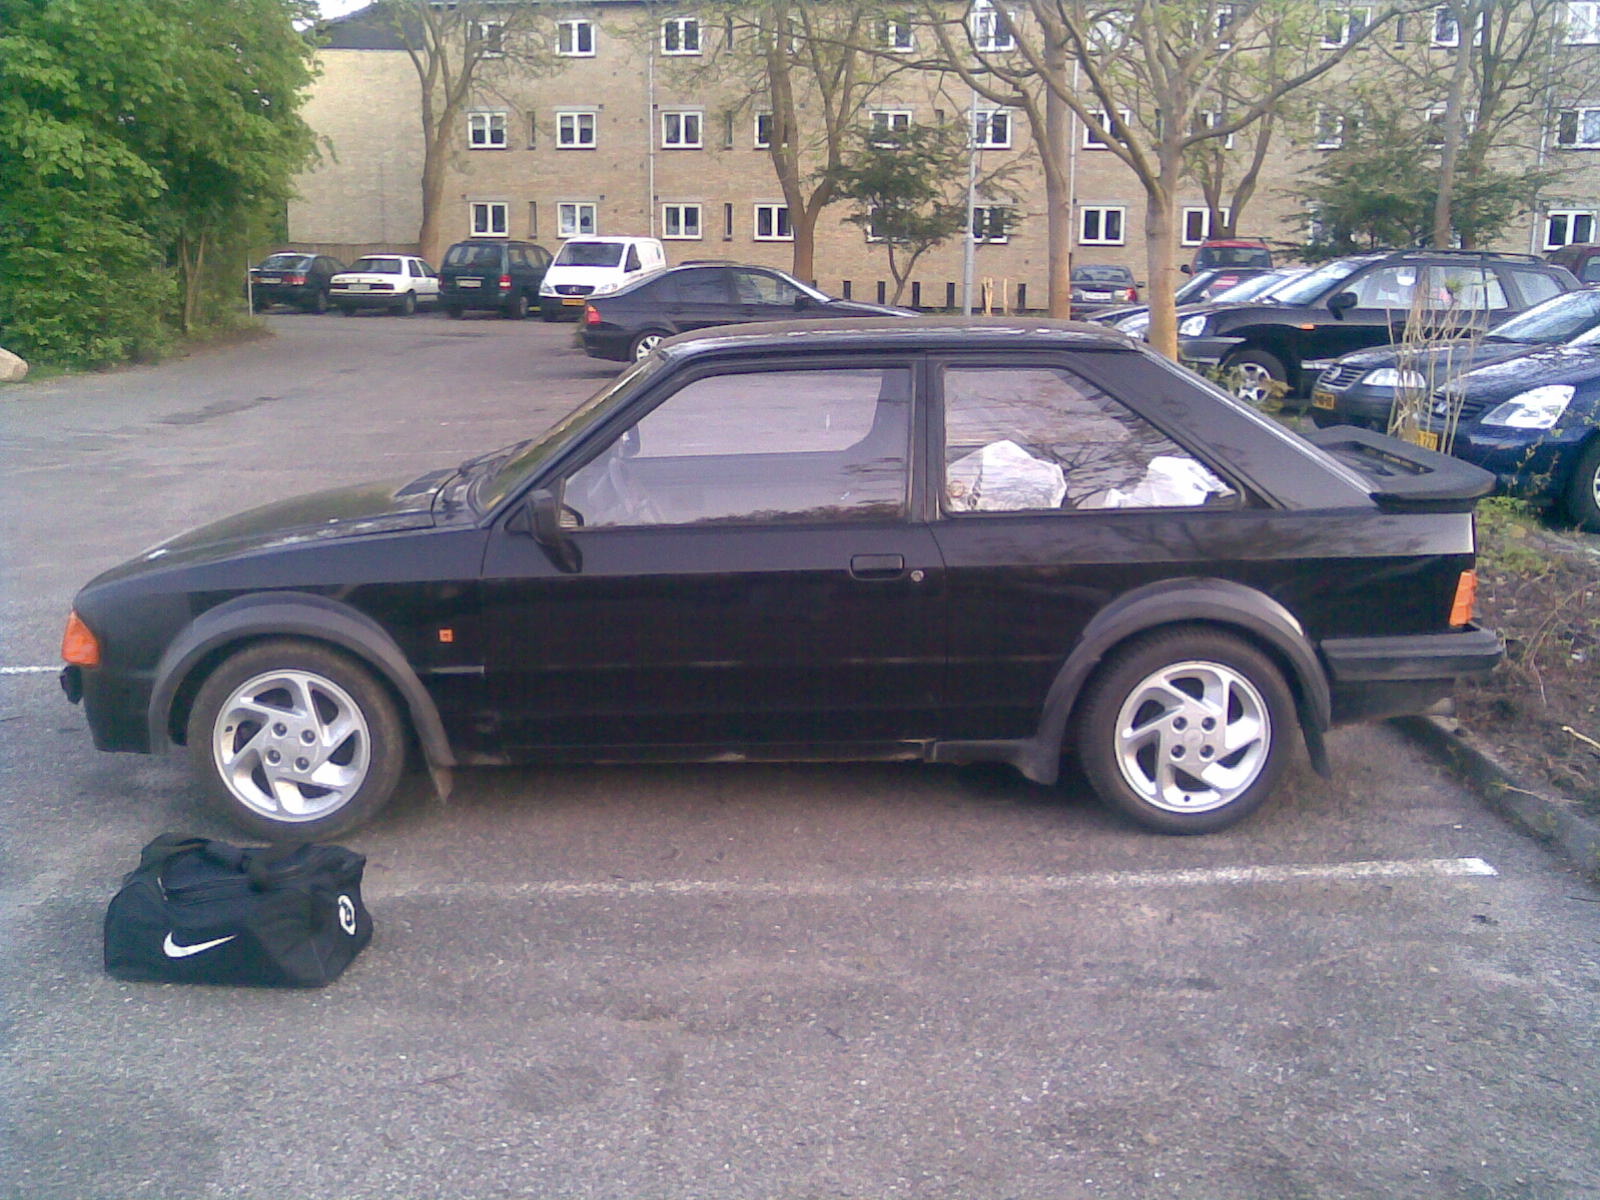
[1427,266,1507,311]
[625,245,641,271]
[1344,266,1419,309]
[941,366,1236,513]
[736,271,801,305]
[563,367,911,528]
[1507,267,1563,305]
[409,260,425,278]
[675,269,729,303]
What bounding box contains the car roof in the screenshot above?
[657,315,1138,356]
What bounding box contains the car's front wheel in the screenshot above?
[309,289,330,314]
[1222,349,1287,408]
[1563,436,1600,532]
[631,330,669,361]
[1076,628,1294,834]
[186,640,407,841]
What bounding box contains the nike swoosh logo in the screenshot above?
[162,933,238,958]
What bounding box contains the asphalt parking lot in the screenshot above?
[3,311,1599,1199]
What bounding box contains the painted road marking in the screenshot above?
[1,667,59,675]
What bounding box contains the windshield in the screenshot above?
[1569,321,1600,349]
[1264,257,1374,306]
[475,355,667,513]
[351,257,402,274]
[554,242,626,268]
[1488,288,1600,344]
[1209,272,1289,303]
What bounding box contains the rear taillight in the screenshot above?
[1449,570,1478,627]
[498,274,512,291]
[1124,288,1137,302]
[284,274,306,286]
[583,304,601,325]
[62,610,101,667]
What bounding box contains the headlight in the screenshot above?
[538,282,557,296]
[1481,384,1575,429]
[1364,368,1427,389]
[1178,315,1208,337]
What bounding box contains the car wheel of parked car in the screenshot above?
[338,305,356,316]
[443,304,462,319]
[540,304,560,322]
[1076,628,1294,835]
[1563,437,1600,532]
[186,639,406,841]
[504,293,529,320]
[631,330,669,361]
[1222,349,1287,407]
[395,292,416,317]
[310,289,330,314]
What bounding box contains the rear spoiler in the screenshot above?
[1305,425,1494,513]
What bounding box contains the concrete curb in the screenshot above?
[1397,715,1600,879]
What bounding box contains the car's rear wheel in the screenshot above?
[443,304,463,319]
[186,640,406,841]
[504,292,528,320]
[1222,349,1287,407]
[309,289,330,314]
[1563,436,1600,532]
[631,330,669,361]
[1076,628,1294,834]
[396,292,416,317]
[338,304,356,316]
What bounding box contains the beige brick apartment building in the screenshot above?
[288,1,1600,307]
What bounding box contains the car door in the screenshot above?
[476,355,946,753]
[1309,263,1426,361]
[732,268,807,322]
[662,266,738,332]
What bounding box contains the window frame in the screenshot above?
[557,201,598,239]
[1082,109,1132,150]
[1566,1,1600,43]
[1555,106,1600,148]
[1079,205,1126,246]
[971,204,1013,244]
[1320,5,1372,47]
[467,110,508,150]
[1180,206,1233,246]
[1544,209,1599,249]
[662,203,704,240]
[474,20,505,57]
[470,201,510,238]
[556,109,598,150]
[754,112,774,149]
[661,110,705,149]
[970,0,1017,51]
[754,203,793,242]
[556,18,595,56]
[661,16,702,56]
[973,107,1013,149]
[879,15,916,51]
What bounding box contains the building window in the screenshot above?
[1080,206,1125,246]
[468,111,507,149]
[1181,207,1232,245]
[1214,3,1237,47]
[662,16,701,55]
[1194,110,1235,149]
[661,111,704,149]
[879,15,915,51]
[556,110,597,149]
[527,201,538,238]
[724,202,735,240]
[1545,209,1598,248]
[474,21,505,57]
[754,203,792,241]
[1555,107,1600,147]
[471,202,509,237]
[1313,108,1346,149]
[754,112,773,148]
[870,109,913,140]
[1320,6,1371,46]
[558,202,598,238]
[973,108,1012,149]
[1566,2,1600,42]
[1083,110,1131,149]
[970,0,1016,51]
[663,203,703,240]
[1431,5,1481,46]
[557,19,595,56]
[972,205,1013,243]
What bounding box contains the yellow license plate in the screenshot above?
[561,297,585,306]
[1413,429,1440,451]
[1312,390,1337,411]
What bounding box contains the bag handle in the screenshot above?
[137,834,212,874]
[244,842,313,890]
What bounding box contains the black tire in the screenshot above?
[309,289,330,314]
[1075,627,1295,835]
[444,304,463,319]
[186,639,407,841]
[540,304,559,322]
[1562,437,1600,533]
[1222,348,1288,408]
[504,292,529,320]
[338,305,356,316]
[251,297,270,313]
[630,329,670,361]
[396,291,416,317]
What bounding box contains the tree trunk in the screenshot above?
[1142,183,1181,361]
[1044,35,1072,318]
[1432,7,1474,248]
[417,121,452,265]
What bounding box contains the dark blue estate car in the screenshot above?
[62,318,1500,840]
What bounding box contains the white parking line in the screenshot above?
[1,666,58,675]
[377,857,1498,903]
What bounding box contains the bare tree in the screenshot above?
[919,1,1402,358]
[374,0,554,264]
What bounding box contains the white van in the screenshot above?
[538,236,666,320]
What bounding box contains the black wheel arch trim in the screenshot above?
[935,578,1332,785]
[146,592,455,770]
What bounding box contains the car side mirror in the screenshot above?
[794,294,812,310]
[513,488,581,573]
[1329,291,1358,317]
[1180,263,1193,275]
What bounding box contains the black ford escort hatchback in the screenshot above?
[62,319,1500,839]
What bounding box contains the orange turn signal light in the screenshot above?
[1449,570,1477,627]
[62,610,101,667]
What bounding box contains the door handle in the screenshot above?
[850,553,906,580]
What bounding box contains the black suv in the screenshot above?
[438,239,553,319]
[1178,250,1579,404]
[247,253,346,313]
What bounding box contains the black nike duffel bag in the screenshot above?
[104,834,373,987]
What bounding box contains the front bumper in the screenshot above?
[1309,382,1397,430]
[1177,335,1246,368]
[1446,427,1591,505]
